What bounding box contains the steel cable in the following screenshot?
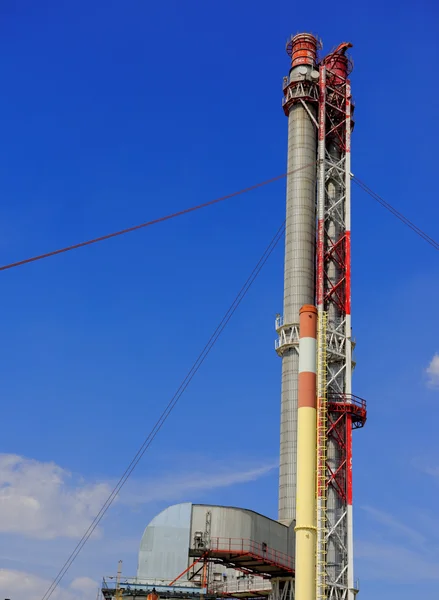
[352,176,439,250]
[0,169,436,274]
[40,221,286,600]
[0,166,313,272]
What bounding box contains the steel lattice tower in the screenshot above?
[276,34,367,600]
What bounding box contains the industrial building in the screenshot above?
[102,32,366,600]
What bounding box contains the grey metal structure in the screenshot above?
[136,503,295,583]
[138,503,192,583]
[189,504,295,577]
[325,140,349,595]
[103,503,295,600]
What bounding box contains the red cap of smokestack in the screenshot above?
[286,33,319,68]
[324,42,353,83]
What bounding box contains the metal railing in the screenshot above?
[102,577,204,592]
[327,393,367,428]
[327,393,366,411]
[213,577,272,595]
[275,315,284,330]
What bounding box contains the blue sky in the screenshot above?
[0,0,438,598]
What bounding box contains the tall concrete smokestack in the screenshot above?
[276,33,319,526]
[275,33,367,599]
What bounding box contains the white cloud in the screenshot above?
[426,353,439,388]
[0,454,276,541]
[0,569,98,600]
[0,452,276,598]
[0,454,111,540]
[70,576,99,594]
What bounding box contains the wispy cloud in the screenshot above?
[121,462,277,506]
[356,541,439,582]
[411,456,439,479]
[422,465,439,477]
[0,453,276,540]
[358,505,439,582]
[361,505,426,545]
[426,353,439,388]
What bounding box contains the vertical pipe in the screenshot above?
[295,304,317,600]
[345,80,352,395]
[346,415,353,595]
[316,65,326,313]
[344,79,355,600]
[316,64,326,600]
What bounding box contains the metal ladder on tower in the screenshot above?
[316,311,328,600]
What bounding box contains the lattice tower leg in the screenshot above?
[270,578,295,600]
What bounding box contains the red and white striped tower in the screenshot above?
[295,305,318,600]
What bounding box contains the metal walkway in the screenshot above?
[190,537,294,579]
